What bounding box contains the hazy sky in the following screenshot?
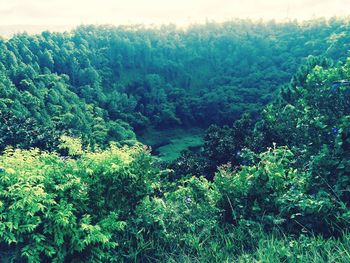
[0,0,349,27]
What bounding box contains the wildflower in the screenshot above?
[143,145,152,152]
[221,162,232,171]
[185,197,192,204]
[331,127,338,135]
[60,156,68,161]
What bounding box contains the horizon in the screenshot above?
[1,0,350,37]
[1,16,350,39]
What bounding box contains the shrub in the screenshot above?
[0,142,160,262]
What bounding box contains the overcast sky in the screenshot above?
[0,0,349,27]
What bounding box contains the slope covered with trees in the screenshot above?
[1,19,350,151]
[0,18,350,262]
[1,53,350,262]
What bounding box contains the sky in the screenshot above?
[0,0,349,28]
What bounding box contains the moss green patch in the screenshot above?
[137,128,204,161]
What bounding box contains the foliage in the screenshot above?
[0,110,61,152]
[0,144,159,262]
[1,19,350,149]
[1,18,350,262]
[174,50,350,237]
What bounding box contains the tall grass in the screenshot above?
[140,228,350,263]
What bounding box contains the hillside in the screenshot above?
[1,19,350,152]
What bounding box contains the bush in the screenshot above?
[0,142,160,262]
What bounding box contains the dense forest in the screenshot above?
[0,18,350,262]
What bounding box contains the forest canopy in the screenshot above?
[1,19,350,150]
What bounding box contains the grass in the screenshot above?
[137,127,205,161]
[237,232,350,263]
[147,230,350,263]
